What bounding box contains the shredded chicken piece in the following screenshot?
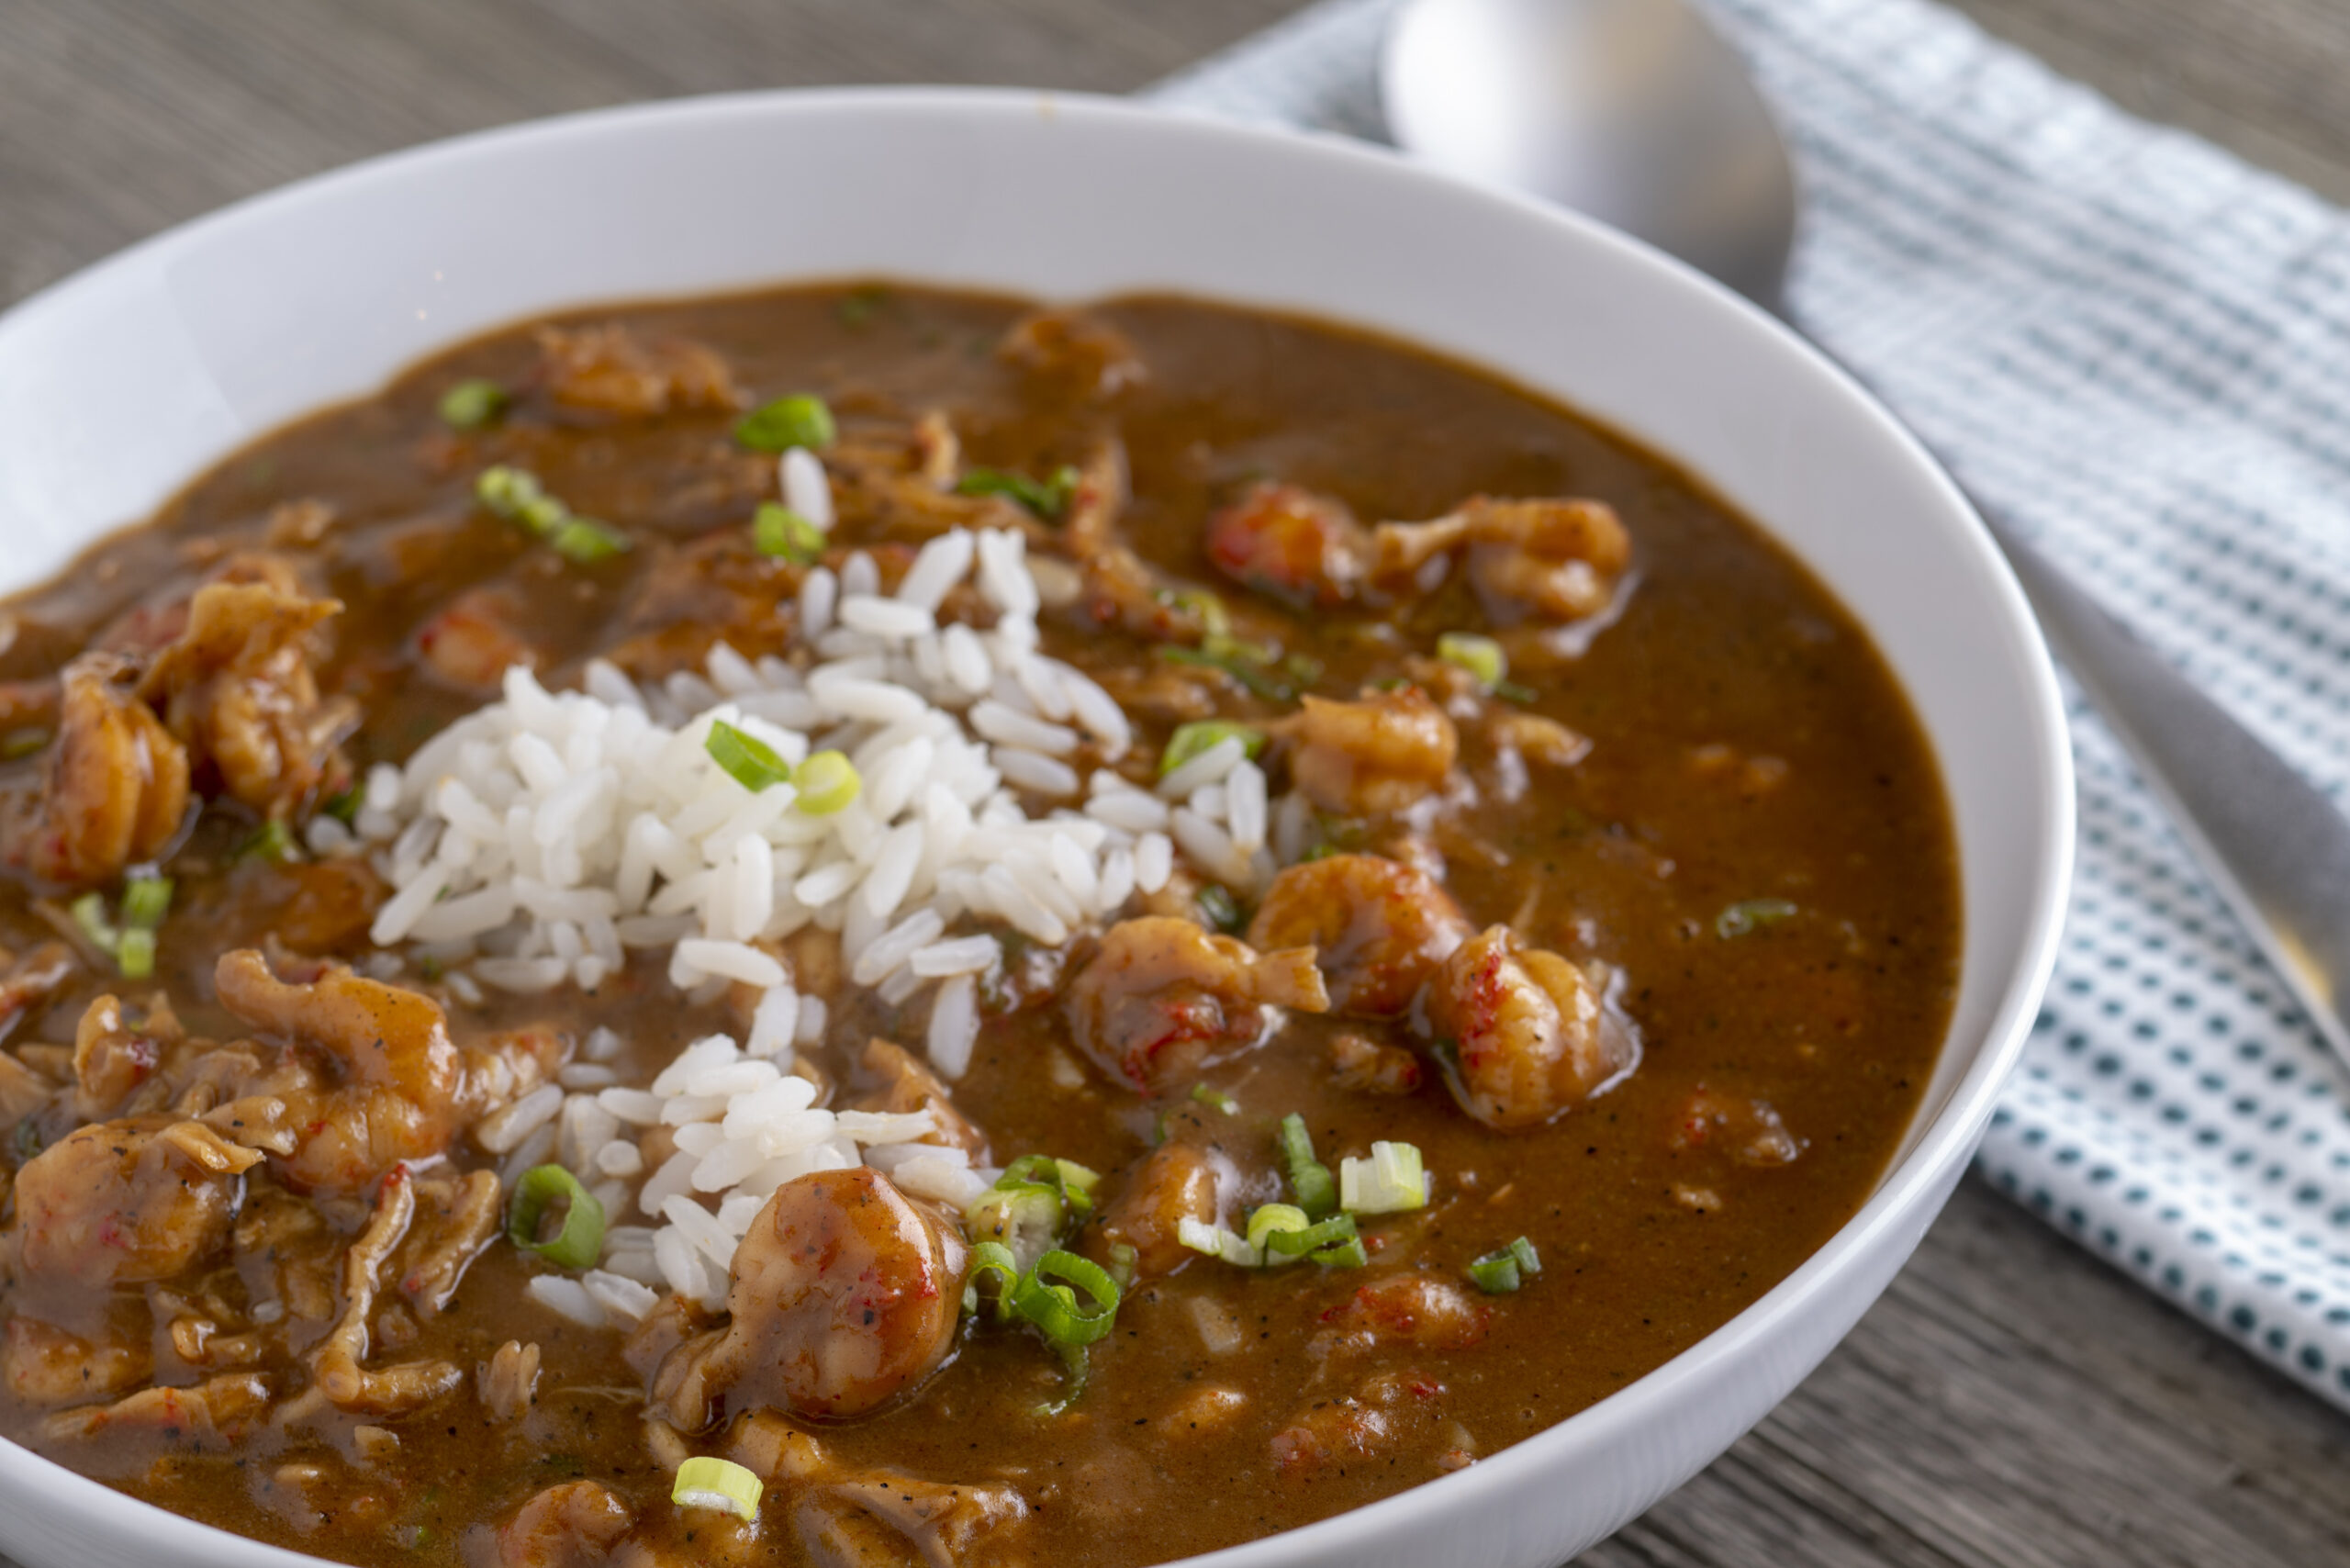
[0,653,189,887]
[1063,916,1329,1092]
[534,324,739,418]
[397,1168,505,1314]
[138,578,356,818]
[1284,688,1460,817]
[1248,855,1472,1015]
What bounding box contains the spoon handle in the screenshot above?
[1975,498,2350,1072]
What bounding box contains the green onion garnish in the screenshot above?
[704,720,795,793]
[114,927,156,981]
[120,874,173,930]
[550,517,630,565]
[238,819,299,863]
[507,1163,606,1271]
[1468,1235,1543,1294]
[1157,588,1231,637]
[1278,1114,1337,1219]
[1716,898,1799,938]
[1339,1140,1428,1215]
[1195,884,1244,935]
[1106,1242,1138,1289]
[1158,720,1265,778]
[792,749,861,815]
[1008,1249,1121,1348]
[1191,1082,1238,1115]
[1260,1209,1361,1262]
[323,787,363,824]
[962,1238,1023,1318]
[1246,1203,1310,1252]
[752,502,825,564]
[474,465,548,526]
[734,393,836,454]
[10,1119,41,1162]
[70,891,118,955]
[1155,636,1307,702]
[0,728,50,761]
[1437,631,1509,691]
[438,378,507,431]
[956,465,1080,521]
[671,1455,763,1521]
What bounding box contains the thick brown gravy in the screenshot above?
[0,285,1957,1566]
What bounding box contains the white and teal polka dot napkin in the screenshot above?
[1149,0,2350,1412]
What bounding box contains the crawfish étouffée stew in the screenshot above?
[0,286,1957,1566]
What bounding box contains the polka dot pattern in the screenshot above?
[1154,0,2350,1407]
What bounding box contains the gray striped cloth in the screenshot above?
[1150,0,2350,1412]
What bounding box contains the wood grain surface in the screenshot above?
[3,3,2348,1565]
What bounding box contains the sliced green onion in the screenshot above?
[438,378,507,431]
[671,1455,763,1521]
[120,875,173,930]
[792,749,860,815]
[1177,1215,1261,1267]
[70,891,118,955]
[114,927,156,981]
[734,393,836,454]
[507,1163,606,1271]
[1316,1237,1369,1269]
[956,465,1079,521]
[1469,1236,1542,1294]
[1259,1210,1360,1260]
[239,818,299,863]
[1492,678,1538,705]
[1438,631,1509,691]
[0,728,51,761]
[1106,1242,1138,1289]
[962,1238,1023,1318]
[1246,1203,1310,1253]
[1278,1114,1337,1219]
[1007,1249,1121,1348]
[1155,640,1302,702]
[550,517,631,565]
[1191,1082,1238,1115]
[1156,588,1230,637]
[1717,898,1799,938]
[704,720,795,793]
[474,465,547,522]
[1158,720,1265,778]
[834,286,889,330]
[1195,884,1243,935]
[964,1183,1067,1274]
[323,787,363,824]
[752,502,826,564]
[1339,1140,1428,1215]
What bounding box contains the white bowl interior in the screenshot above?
[0,91,2070,1568]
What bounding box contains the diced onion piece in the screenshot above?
[704,720,794,793]
[1339,1141,1428,1215]
[672,1455,764,1521]
[792,750,861,815]
[734,393,836,454]
[507,1164,608,1270]
[1158,720,1265,778]
[1437,631,1508,690]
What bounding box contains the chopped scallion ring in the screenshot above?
[120,874,173,929]
[114,927,157,981]
[1105,1242,1138,1289]
[1177,1215,1262,1267]
[70,891,118,957]
[1191,1082,1239,1115]
[1156,587,1230,637]
[752,502,826,563]
[1194,884,1244,935]
[956,465,1080,521]
[1437,631,1509,691]
[506,1163,607,1271]
[550,517,630,564]
[1469,1236,1543,1294]
[1245,1203,1310,1253]
[671,1455,764,1521]
[962,1238,1022,1318]
[704,720,795,793]
[0,728,50,761]
[1008,1249,1121,1348]
[791,749,861,815]
[474,465,548,525]
[1259,1210,1360,1260]
[1716,898,1798,938]
[734,393,836,454]
[1158,720,1265,778]
[1278,1114,1337,1219]
[437,378,507,431]
[1339,1140,1428,1215]
[238,818,299,862]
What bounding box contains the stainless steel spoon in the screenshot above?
[1382,0,2350,1076]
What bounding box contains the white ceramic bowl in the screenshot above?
[0,90,2071,1568]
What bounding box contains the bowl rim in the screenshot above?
[0,84,2074,1568]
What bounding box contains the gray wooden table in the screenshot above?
[3,2,2348,1564]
